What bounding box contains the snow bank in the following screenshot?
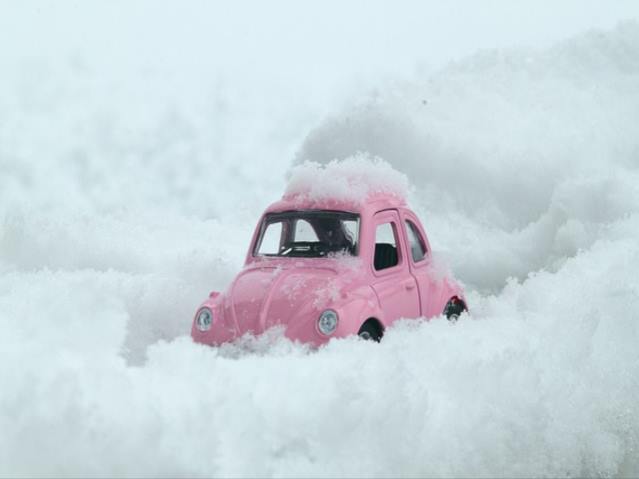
[284,154,410,206]
[1,19,639,478]
[297,21,639,293]
[1,235,637,477]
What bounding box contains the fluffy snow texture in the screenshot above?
[1,22,639,478]
[284,155,410,205]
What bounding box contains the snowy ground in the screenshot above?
[1,3,639,477]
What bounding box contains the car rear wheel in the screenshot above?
[444,298,466,321]
[358,320,383,342]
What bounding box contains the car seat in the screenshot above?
[374,243,398,270]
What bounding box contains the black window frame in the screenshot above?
[253,210,361,258]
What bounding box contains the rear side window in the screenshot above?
[374,222,399,270]
[405,221,427,262]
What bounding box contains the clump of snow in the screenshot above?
[312,279,341,310]
[326,252,364,272]
[281,274,308,302]
[284,153,410,206]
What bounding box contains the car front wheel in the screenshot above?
[358,320,383,342]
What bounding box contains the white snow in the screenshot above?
[284,154,410,205]
[1,5,639,478]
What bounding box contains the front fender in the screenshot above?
[284,285,382,345]
[190,292,236,345]
[334,287,383,336]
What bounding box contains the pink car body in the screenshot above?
[191,192,466,347]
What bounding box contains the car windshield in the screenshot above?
[254,211,360,258]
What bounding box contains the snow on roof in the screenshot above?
[283,154,410,207]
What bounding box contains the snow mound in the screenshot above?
[296,21,639,293]
[283,153,410,206]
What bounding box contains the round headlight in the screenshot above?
[195,307,213,332]
[318,309,338,336]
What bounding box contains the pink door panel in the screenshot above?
[370,210,420,324]
[400,210,441,318]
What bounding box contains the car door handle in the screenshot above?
[404,281,416,290]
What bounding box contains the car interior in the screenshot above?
[374,243,399,270]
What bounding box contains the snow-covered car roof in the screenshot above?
[265,193,407,215]
[266,156,410,214]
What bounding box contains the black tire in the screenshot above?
[358,320,383,342]
[444,298,466,321]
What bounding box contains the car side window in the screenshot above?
[374,222,399,270]
[405,220,427,262]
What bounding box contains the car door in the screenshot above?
[400,210,440,318]
[370,210,420,323]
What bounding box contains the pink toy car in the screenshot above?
[191,191,466,346]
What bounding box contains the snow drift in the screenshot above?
[296,21,639,294]
[1,22,639,478]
